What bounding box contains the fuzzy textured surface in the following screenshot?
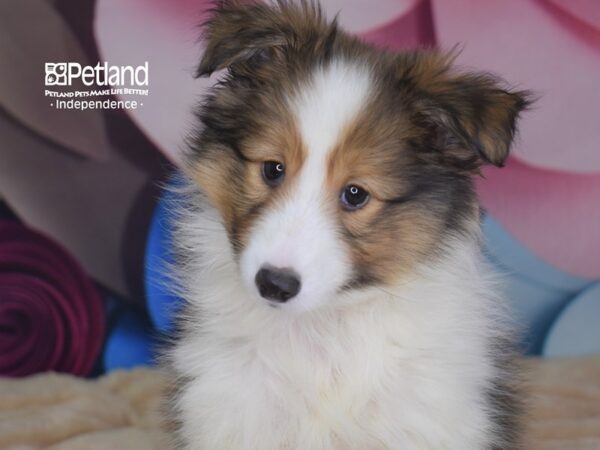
[0,357,598,449]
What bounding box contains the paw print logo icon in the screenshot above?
[45,63,68,86]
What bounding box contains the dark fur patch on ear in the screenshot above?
[403,54,533,170]
[430,75,531,168]
[196,0,330,78]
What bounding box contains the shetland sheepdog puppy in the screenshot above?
[167,1,530,449]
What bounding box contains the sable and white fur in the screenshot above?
[167,2,529,449]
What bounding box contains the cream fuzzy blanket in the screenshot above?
[0,358,599,449]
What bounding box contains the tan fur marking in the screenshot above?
[191,113,307,248]
[189,150,239,228]
[325,101,466,285]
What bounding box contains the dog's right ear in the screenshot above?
[196,1,330,78]
[196,1,286,77]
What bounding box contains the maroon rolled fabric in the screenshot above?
[0,220,105,376]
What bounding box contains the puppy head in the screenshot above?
[187,0,530,312]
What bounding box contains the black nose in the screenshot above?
[255,266,301,303]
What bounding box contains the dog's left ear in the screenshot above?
[197,1,280,77]
[197,1,329,78]
[420,70,532,169]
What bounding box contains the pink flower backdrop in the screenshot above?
[0,0,599,375]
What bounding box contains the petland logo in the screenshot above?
[45,62,148,87]
[44,62,149,110]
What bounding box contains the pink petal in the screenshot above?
[546,0,600,32]
[361,0,435,49]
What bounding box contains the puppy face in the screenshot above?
[187,1,529,312]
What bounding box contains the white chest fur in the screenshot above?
[171,212,505,450]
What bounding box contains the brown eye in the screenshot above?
[341,184,369,210]
[262,161,285,186]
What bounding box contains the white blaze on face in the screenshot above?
[240,60,374,311]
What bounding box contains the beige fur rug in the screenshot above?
[0,357,599,449]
